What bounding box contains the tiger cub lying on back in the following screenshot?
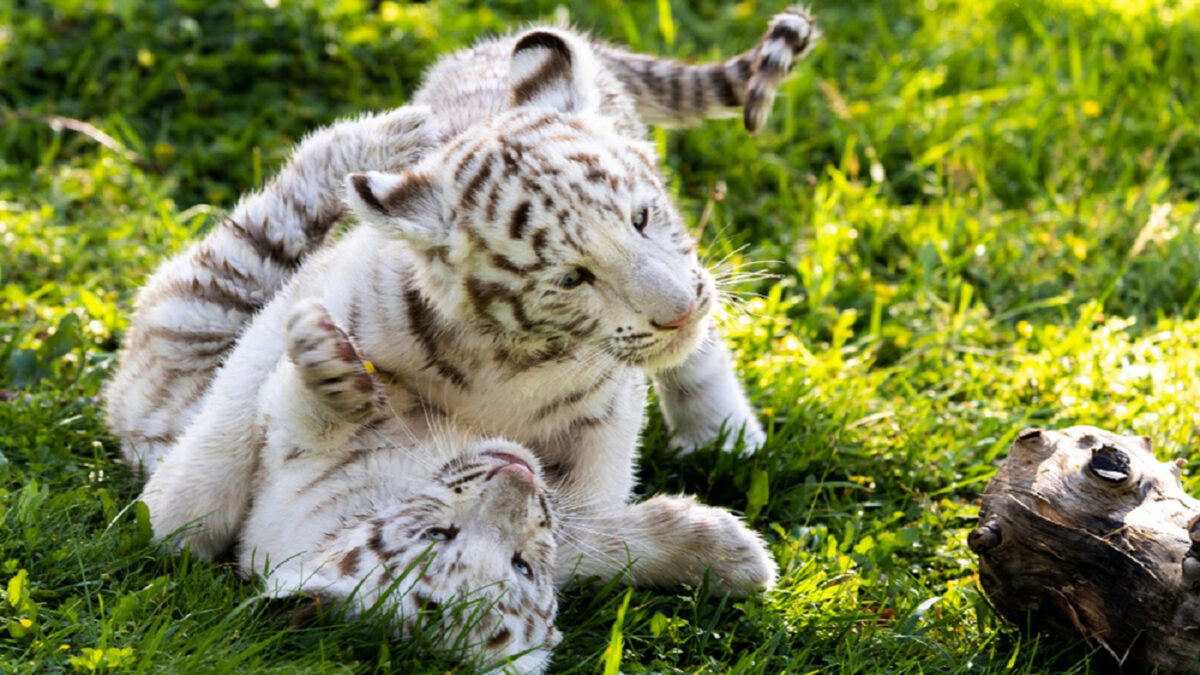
[105,5,819,672]
[253,299,562,672]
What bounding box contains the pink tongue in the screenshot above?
[498,462,534,478]
[483,450,533,473]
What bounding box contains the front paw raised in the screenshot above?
[285,299,381,423]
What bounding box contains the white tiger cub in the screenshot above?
[250,299,560,672]
[106,6,818,473]
[107,6,818,670]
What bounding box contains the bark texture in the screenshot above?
[971,426,1200,673]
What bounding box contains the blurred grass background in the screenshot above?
[2,0,1199,672]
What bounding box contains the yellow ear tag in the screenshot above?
[363,360,376,374]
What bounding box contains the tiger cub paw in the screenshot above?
[643,495,777,596]
[697,507,777,595]
[744,5,821,132]
[669,413,767,455]
[358,105,442,172]
[285,299,380,422]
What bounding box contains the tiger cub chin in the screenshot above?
[243,299,559,674]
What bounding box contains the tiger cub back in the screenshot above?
[414,5,818,138]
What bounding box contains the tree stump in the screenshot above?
[970,426,1200,673]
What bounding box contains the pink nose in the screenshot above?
[653,300,696,329]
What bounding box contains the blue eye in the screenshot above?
[631,207,649,232]
[556,267,594,289]
[425,527,457,542]
[512,555,532,578]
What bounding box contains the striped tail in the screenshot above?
[595,5,819,132]
[105,106,439,474]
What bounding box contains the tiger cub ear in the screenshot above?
[345,170,446,248]
[508,29,599,115]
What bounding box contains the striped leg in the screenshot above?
[105,106,438,474]
[557,495,776,596]
[595,5,819,132]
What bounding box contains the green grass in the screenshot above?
[3,0,1199,672]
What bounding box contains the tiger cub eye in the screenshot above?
[512,554,532,578]
[425,526,458,541]
[631,207,649,232]
[556,267,594,289]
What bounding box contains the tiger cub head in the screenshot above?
[347,29,715,371]
[300,441,559,673]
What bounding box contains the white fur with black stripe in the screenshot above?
[109,8,820,672]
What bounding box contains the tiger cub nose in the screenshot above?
[652,299,696,330]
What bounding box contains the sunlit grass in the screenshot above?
[2,0,1199,672]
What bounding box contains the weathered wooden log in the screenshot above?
[970,426,1200,673]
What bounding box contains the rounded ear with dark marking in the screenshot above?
[508,29,599,115]
[345,170,446,249]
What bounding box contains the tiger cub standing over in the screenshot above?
[105,6,818,669]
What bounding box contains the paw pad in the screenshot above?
[285,300,380,421]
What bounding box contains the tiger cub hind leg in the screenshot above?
[284,298,382,425]
[632,495,776,596]
[557,495,776,597]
